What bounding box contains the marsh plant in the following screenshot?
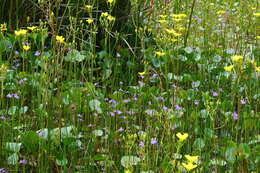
[0,0,259,172]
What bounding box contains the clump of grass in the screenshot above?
[0,0,259,172]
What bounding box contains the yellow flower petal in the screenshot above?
[176,132,188,141]
[224,65,234,72]
[182,162,197,171]
[184,155,199,163]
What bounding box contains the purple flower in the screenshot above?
[163,106,168,110]
[218,88,223,92]
[108,99,116,104]
[241,99,246,105]
[145,109,156,115]
[6,93,20,99]
[79,81,83,85]
[18,78,27,84]
[132,97,138,101]
[19,159,28,165]
[15,51,20,55]
[114,110,123,115]
[151,138,157,145]
[232,112,238,120]
[194,100,199,105]
[123,99,130,103]
[126,110,135,115]
[6,94,12,98]
[156,97,164,101]
[109,112,115,117]
[38,131,45,137]
[12,94,20,99]
[175,105,182,111]
[0,116,6,120]
[34,51,41,56]
[117,127,124,132]
[212,92,218,97]
[0,168,8,173]
[139,141,145,147]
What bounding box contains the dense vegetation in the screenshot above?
[0,0,259,172]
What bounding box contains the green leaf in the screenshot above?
[6,142,22,152]
[56,157,68,166]
[193,138,205,151]
[121,156,141,168]
[8,106,17,115]
[89,99,102,113]
[64,49,86,62]
[93,129,103,137]
[60,126,75,139]
[21,131,40,153]
[8,153,19,165]
[225,147,237,163]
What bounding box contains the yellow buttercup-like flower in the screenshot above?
[155,51,165,57]
[0,23,7,31]
[138,71,146,76]
[124,170,132,173]
[231,55,243,63]
[56,35,65,44]
[15,29,28,36]
[182,162,197,171]
[185,155,199,163]
[107,0,113,3]
[224,65,234,72]
[85,5,93,10]
[23,45,30,51]
[253,12,260,17]
[176,132,188,141]
[256,36,260,39]
[255,66,260,73]
[27,26,37,31]
[101,12,109,17]
[86,18,94,24]
[107,15,115,22]
[157,19,167,24]
[217,10,225,15]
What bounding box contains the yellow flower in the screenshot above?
[165,29,182,36]
[138,71,146,76]
[27,26,37,31]
[124,170,132,173]
[256,36,260,39]
[231,55,243,63]
[224,65,234,72]
[0,23,7,31]
[155,51,165,56]
[159,15,167,18]
[86,18,94,24]
[85,5,93,9]
[253,12,260,17]
[107,15,115,22]
[251,7,256,10]
[23,45,30,51]
[217,10,225,15]
[251,60,257,67]
[56,35,65,44]
[184,155,199,163]
[176,132,188,141]
[107,0,113,3]
[101,12,109,17]
[255,66,260,73]
[157,19,167,24]
[182,162,197,171]
[15,29,28,36]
